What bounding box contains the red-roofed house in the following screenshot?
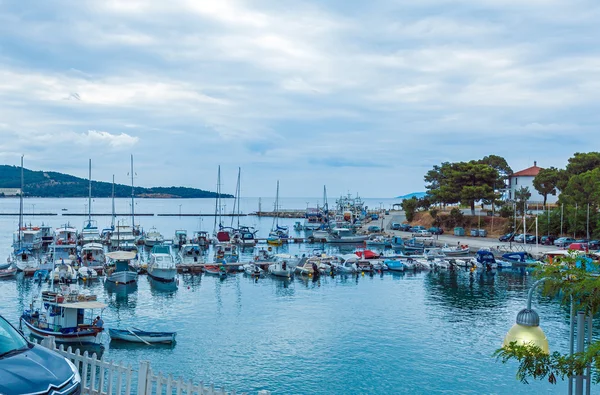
[507,161,558,203]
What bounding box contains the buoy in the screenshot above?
[361,272,365,276]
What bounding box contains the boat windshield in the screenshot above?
[0,316,28,358]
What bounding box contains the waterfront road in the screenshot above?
[362,211,558,257]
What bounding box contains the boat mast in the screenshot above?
[130,155,135,229]
[237,167,241,229]
[111,175,115,229]
[231,167,241,228]
[88,158,92,223]
[213,166,220,234]
[274,180,280,229]
[18,155,24,249]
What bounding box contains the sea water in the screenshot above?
[0,198,572,394]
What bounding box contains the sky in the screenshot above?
[1,0,599,198]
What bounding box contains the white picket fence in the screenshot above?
[37,337,266,395]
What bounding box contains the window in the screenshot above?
[515,178,518,185]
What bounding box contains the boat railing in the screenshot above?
[36,336,259,395]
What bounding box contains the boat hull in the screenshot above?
[106,270,137,284]
[21,317,102,344]
[108,328,176,344]
[147,267,177,282]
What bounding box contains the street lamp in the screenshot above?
[179,204,182,219]
[503,278,549,354]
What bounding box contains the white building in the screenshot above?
[0,188,21,196]
[507,162,558,204]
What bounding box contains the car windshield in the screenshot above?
[0,316,28,358]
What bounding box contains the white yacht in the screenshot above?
[110,224,137,250]
[147,245,177,283]
[144,227,164,247]
[326,228,368,243]
[268,254,298,278]
[80,220,102,244]
[178,243,204,264]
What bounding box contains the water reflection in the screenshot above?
[104,281,138,307]
[148,277,178,295]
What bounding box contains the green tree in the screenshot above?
[515,187,531,216]
[425,160,499,215]
[401,197,418,222]
[556,152,600,191]
[495,252,600,386]
[532,167,559,208]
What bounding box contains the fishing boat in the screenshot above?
[0,266,17,278]
[204,264,227,278]
[214,243,239,263]
[303,207,326,230]
[147,245,177,283]
[144,227,164,247]
[365,235,391,247]
[81,242,106,269]
[268,254,296,278]
[192,231,211,248]
[232,227,257,247]
[11,248,41,271]
[326,228,368,243]
[105,251,138,285]
[174,229,188,247]
[242,263,265,278]
[254,247,274,262]
[55,223,79,246]
[441,244,471,256]
[108,328,176,344]
[13,227,43,252]
[40,224,55,247]
[110,224,137,250]
[178,243,204,264]
[21,287,106,344]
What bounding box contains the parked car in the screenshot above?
[513,233,525,243]
[367,225,381,233]
[540,235,557,245]
[525,235,539,244]
[554,237,576,247]
[589,240,600,250]
[371,214,379,220]
[410,226,426,232]
[429,227,444,235]
[0,314,81,395]
[391,223,401,230]
[413,229,432,237]
[399,224,412,231]
[499,232,515,242]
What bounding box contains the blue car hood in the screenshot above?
[0,344,72,395]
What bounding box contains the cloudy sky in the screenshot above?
[1,0,599,198]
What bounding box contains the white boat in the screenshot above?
[105,251,138,284]
[326,228,368,243]
[78,266,98,281]
[268,254,296,278]
[242,263,265,278]
[147,245,177,283]
[110,224,137,250]
[365,235,390,247]
[13,227,43,251]
[51,263,77,283]
[214,243,239,263]
[441,244,471,256]
[55,224,79,246]
[174,230,188,247]
[334,254,359,273]
[232,229,257,246]
[0,266,17,278]
[80,220,102,244]
[178,243,204,264]
[108,328,176,344]
[12,248,41,271]
[81,242,106,267]
[254,247,274,262]
[144,227,164,247]
[21,287,105,344]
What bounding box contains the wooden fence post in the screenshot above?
[138,361,150,395]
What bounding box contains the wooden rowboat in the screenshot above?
[0,266,17,278]
[108,328,176,344]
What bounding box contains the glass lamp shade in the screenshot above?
[503,323,549,354]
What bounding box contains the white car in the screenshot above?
[413,230,432,237]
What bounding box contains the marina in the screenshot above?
[0,196,574,394]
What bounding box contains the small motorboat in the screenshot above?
[0,266,17,278]
[204,265,227,278]
[242,263,265,278]
[384,259,406,272]
[78,266,98,281]
[108,328,176,344]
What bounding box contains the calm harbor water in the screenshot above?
[0,198,578,394]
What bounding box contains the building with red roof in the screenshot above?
[507,161,558,203]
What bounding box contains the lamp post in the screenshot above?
[179,204,182,219]
[503,278,549,354]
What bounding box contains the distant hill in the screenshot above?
[396,192,427,199]
[0,165,232,198]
